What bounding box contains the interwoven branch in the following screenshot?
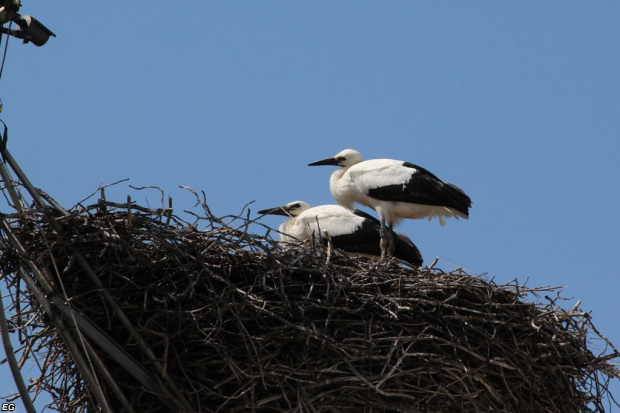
[1,193,619,412]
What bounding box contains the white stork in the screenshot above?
[258,201,423,266]
[308,149,471,257]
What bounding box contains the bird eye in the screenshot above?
[336,156,346,162]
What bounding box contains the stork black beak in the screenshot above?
[258,206,291,217]
[308,156,340,166]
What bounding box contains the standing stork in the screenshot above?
[308,149,471,258]
[258,201,423,266]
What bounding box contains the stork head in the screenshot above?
[308,149,363,168]
[258,201,311,217]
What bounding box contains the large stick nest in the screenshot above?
[1,189,619,412]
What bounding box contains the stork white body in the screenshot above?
[258,201,423,266]
[308,149,472,257]
[273,203,365,245]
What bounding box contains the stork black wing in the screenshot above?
[321,209,423,265]
[391,232,423,266]
[327,212,382,257]
[366,162,471,216]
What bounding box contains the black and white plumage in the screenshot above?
[308,149,471,257]
[258,201,423,266]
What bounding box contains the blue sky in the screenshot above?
[1,2,619,410]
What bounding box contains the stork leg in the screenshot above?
[387,223,396,257]
[379,218,389,259]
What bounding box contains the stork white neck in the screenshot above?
[329,167,356,211]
